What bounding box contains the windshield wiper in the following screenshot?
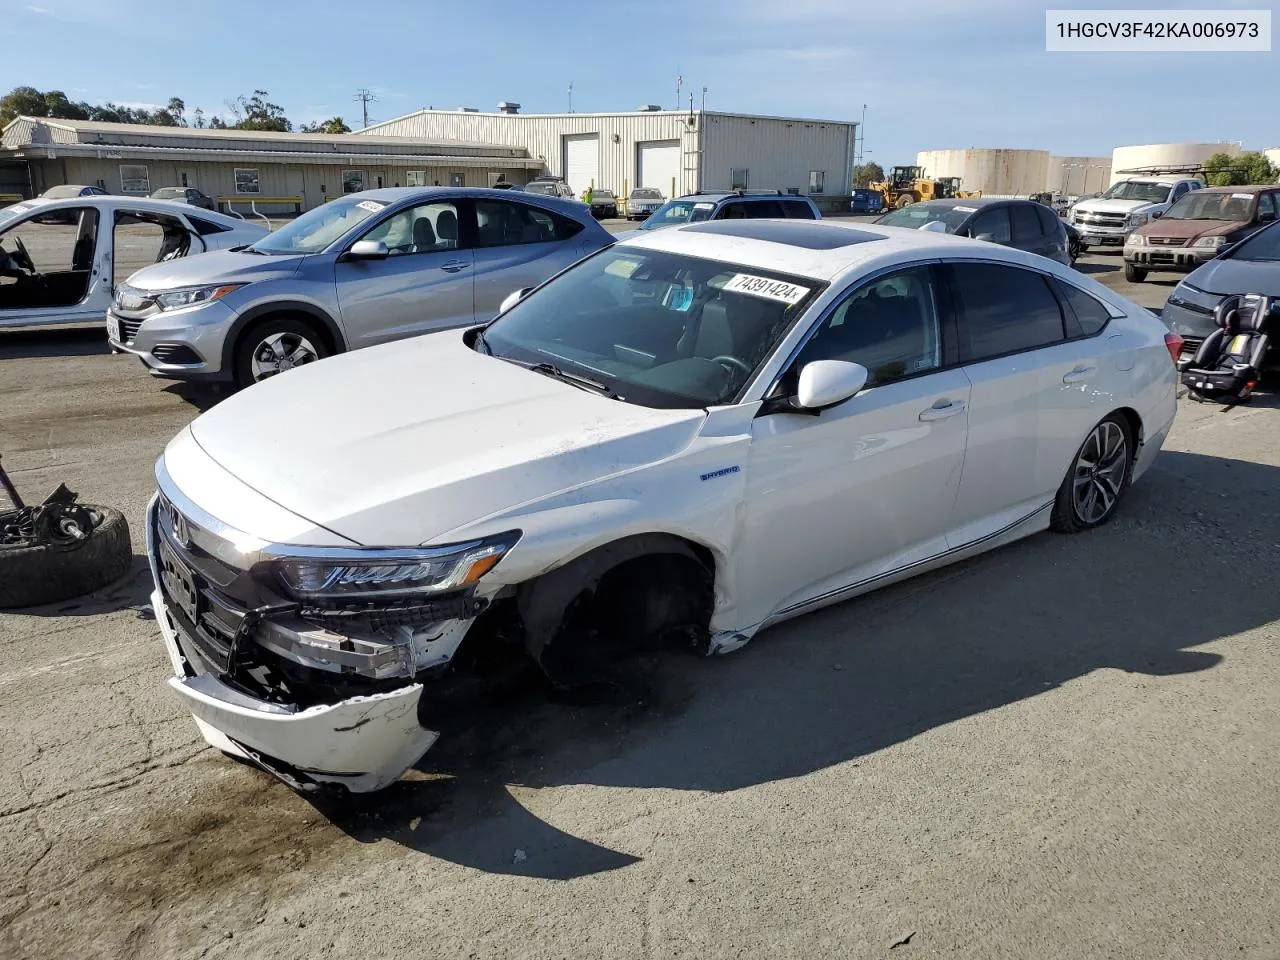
[500,357,620,399]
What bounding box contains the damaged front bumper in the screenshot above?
[144,488,491,793]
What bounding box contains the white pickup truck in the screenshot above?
[1069,176,1205,249]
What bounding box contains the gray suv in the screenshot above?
[109,187,612,387]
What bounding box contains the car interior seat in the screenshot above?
[71,234,94,271]
[412,216,436,252]
[435,209,459,249]
[1179,294,1275,404]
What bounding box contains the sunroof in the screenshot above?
[682,219,886,250]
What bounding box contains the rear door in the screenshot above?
[943,260,1089,545]
[333,197,475,347]
[468,197,588,321]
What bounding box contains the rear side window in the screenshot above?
[186,215,230,236]
[744,200,784,218]
[717,202,748,220]
[1055,280,1112,337]
[1010,204,1042,242]
[1035,204,1060,234]
[782,200,817,219]
[968,208,1011,244]
[950,262,1066,362]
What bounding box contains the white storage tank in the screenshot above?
[1265,148,1280,171]
[915,148,1051,196]
[1048,156,1111,196]
[1109,142,1240,184]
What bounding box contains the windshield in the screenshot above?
[637,200,717,230]
[152,188,183,199]
[1101,181,1172,204]
[480,247,822,409]
[250,196,388,254]
[1163,191,1255,222]
[523,182,560,196]
[631,188,662,200]
[876,203,973,232]
[0,204,35,227]
[1228,221,1280,261]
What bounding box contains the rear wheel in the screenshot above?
[1124,262,1147,283]
[1050,414,1134,533]
[234,315,329,388]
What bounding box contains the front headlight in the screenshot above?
[272,532,520,601]
[1126,233,1145,246]
[1127,212,1150,228]
[1192,235,1227,249]
[154,283,245,310]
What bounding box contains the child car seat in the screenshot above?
[1178,294,1275,404]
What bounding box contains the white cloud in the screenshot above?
[105,99,165,111]
[25,4,51,12]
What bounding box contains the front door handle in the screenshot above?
[1062,364,1098,384]
[441,260,469,273]
[919,399,967,422]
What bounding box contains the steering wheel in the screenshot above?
[12,236,36,274]
[711,354,751,377]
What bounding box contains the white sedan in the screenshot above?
[145,217,1180,793]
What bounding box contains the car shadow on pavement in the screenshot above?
[308,449,1278,881]
[0,326,110,360]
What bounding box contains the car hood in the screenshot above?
[1186,256,1280,296]
[185,332,705,546]
[1075,198,1159,214]
[125,248,305,292]
[1137,218,1244,241]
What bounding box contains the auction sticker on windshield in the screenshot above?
[954,205,978,212]
[723,273,811,305]
[357,200,386,212]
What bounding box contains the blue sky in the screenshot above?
[3,0,1276,163]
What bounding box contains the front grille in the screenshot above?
[1149,237,1187,247]
[119,318,144,344]
[151,343,202,364]
[1076,212,1127,227]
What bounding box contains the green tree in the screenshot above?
[227,89,291,132]
[300,116,351,134]
[1203,151,1278,186]
[40,90,91,121]
[852,162,885,188]
[0,86,50,126]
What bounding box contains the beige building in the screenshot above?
[358,106,859,206]
[0,117,544,211]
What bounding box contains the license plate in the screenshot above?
[1083,234,1103,245]
[106,314,120,343]
[158,538,200,625]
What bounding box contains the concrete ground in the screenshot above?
[1,237,1278,960]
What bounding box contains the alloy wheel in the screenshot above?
[1071,420,1128,524]
[250,332,320,382]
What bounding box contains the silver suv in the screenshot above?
[108,187,613,387]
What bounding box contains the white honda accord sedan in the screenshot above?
[146,217,1181,793]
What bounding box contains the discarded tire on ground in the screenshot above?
[0,507,132,609]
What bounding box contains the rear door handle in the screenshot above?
[919,399,967,422]
[1062,364,1098,384]
[441,260,469,273]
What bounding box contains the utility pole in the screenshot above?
[567,80,573,114]
[856,103,867,166]
[676,70,682,111]
[353,88,378,129]
[701,86,708,112]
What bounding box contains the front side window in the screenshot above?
[481,247,822,409]
[250,195,388,255]
[969,208,1012,244]
[1258,192,1276,218]
[234,168,260,195]
[950,262,1066,362]
[119,164,150,193]
[731,168,749,189]
[342,170,365,194]
[809,170,825,193]
[475,199,581,246]
[792,266,942,388]
[718,202,748,220]
[405,171,427,188]
[360,200,461,255]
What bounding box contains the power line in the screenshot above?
[353,88,378,129]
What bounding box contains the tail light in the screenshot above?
[1164,331,1185,365]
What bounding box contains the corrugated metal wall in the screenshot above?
[699,114,854,195]
[362,111,703,196]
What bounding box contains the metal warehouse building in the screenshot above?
[357,106,859,208]
[0,117,544,211]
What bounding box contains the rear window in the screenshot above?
[782,200,817,219]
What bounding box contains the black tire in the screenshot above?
[233,314,330,389]
[0,507,132,609]
[1050,414,1135,534]
[1069,236,1082,265]
[1124,262,1147,283]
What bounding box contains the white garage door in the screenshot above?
[563,134,600,198]
[637,140,681,197]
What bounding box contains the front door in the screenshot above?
[736,264,971,627]
[0,205,104,327]
[333,197,474,348]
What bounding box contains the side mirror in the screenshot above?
[345,239,389,261]
[796,360,869,411]
[1259,211,1276,223]
[500,287,534,314]
[1151,211,1163,219]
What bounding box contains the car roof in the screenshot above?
[344,185,593,220]
[1,195,246,223]
[616,216,1052,282]
[905,197,1011,210]
[1193,184,1272,194]
[674,192,803,203]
